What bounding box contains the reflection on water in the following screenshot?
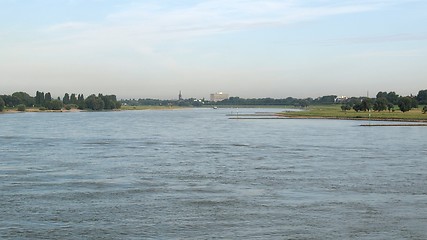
[1,109,426,239]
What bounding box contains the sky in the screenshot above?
[0,0,426,100]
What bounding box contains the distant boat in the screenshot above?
[213,106,218,109]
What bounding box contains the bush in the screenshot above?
[341,104,351,112]
[65,104,78,110]
[17,104,26,112]
[45,100,63,110]
[423,105,427,114]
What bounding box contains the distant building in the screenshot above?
[179,91,183,100]
[335,96,348,103]
[210,92,229,102]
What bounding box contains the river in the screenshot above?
[1,108,426,239]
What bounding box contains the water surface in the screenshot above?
[1,109,426,239]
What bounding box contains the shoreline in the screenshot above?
[2,106,427,124]
[276,115,427,122]
[230,115,427,122]
[230,115,427,126]
[276,105,427,123]
[0,105,184,114]
[2,108,83,113]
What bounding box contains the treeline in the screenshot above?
[122,96,325,107]
[341,90,427,113]
[120,89,427,113]
[0,91,121,111]
[208,97,312,107]
[122,98,205,107]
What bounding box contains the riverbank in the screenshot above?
[2,108,83,113]
[277,105,427,122]
[0,105,185,113]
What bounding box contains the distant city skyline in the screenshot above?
[1,0,426,99]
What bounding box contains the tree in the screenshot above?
[0,95,21,107]
[398,97,413,112]
[77,94,85,109]
[99,94,120,110]
[387,103,394,112]
[341,104,351,112]
[360,98,373,111]
[376,91,388,99]
[63,93,70,104]
[12,92,34,107]
[387,92,399,105]
[299,99,309,108]
[423,105,427,114]
[416,89,427,105]
[317,95,337,104]
[45,92,52,101]
[35,91,45,106]
[373,97,388,112]
[410,97,418,109]
[352,98,372,112]
[0,96,4,111]
[85,94,105,110]
[70,94,77,104]
[353,102,362,112]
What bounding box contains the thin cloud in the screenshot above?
[352,49,424,58]
[41,0,413,48]
[100,0,381,39]
[31,0,413,66]
[311,33,427,46]
[46,22,95,32]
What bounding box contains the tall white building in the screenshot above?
[210,92,229,102]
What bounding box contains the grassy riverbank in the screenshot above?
[278,105,427,122]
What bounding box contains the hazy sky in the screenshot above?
[1,0,426,99]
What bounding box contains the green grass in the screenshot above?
[279,105,427,122]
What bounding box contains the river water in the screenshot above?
[1,108,426,239]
